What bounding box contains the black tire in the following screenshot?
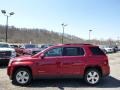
[84,69,101,85]
[13,68,32,86]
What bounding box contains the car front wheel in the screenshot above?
[84,69,101,85]
[13,68,32,85]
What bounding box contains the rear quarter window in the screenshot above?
[89,47,105,55]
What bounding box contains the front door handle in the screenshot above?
[72,63,82,65]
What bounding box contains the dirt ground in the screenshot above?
[0,52,120,90]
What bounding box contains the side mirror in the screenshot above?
[40,54,45,59]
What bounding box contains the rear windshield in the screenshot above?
[89,47,105,55]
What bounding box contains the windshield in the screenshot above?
[0,44,9,48]
[25,44,37,49]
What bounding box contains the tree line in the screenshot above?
[0,25,119,45]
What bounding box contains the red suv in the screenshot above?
[7,44,110,85]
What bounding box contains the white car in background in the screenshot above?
[0,42,16,64]
[103,47,114,53]
[99,45,114,53]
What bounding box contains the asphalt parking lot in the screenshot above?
[0,52,120,90]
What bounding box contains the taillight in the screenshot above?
[103,56,109,65]
[103,60,108,65]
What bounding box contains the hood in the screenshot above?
[0,48,15,52]
[13,55,33,62]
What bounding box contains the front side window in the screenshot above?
[63,47,84,56]
[45,47,63,57]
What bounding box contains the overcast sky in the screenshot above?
[0,0,120,40]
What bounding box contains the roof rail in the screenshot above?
[63,43,93,45]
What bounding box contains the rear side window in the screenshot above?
[89,47,105,55]
[63,47,84,56]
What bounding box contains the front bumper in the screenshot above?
[7,65,14,80]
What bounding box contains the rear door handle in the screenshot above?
[72,63,82,65]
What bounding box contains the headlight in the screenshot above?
[11,51,16,58]
[8,58,14,66]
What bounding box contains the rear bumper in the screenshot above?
[102,65,110,77]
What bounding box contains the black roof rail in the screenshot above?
[63,43,93,45]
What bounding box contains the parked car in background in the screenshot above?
[10,44,21,56]
[118,46,120,51]
[0,42,16,64]
[7,43,110,85]
[103,47,114,53]
[99,45,114,54]
[20,44,41,55]
[109,45,118,53]
[10,44,19,48]
[40,44,53,50]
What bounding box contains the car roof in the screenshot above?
[53,43,95,47]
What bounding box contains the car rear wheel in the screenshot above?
[84,69,101,85]
[13,68,32,85]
